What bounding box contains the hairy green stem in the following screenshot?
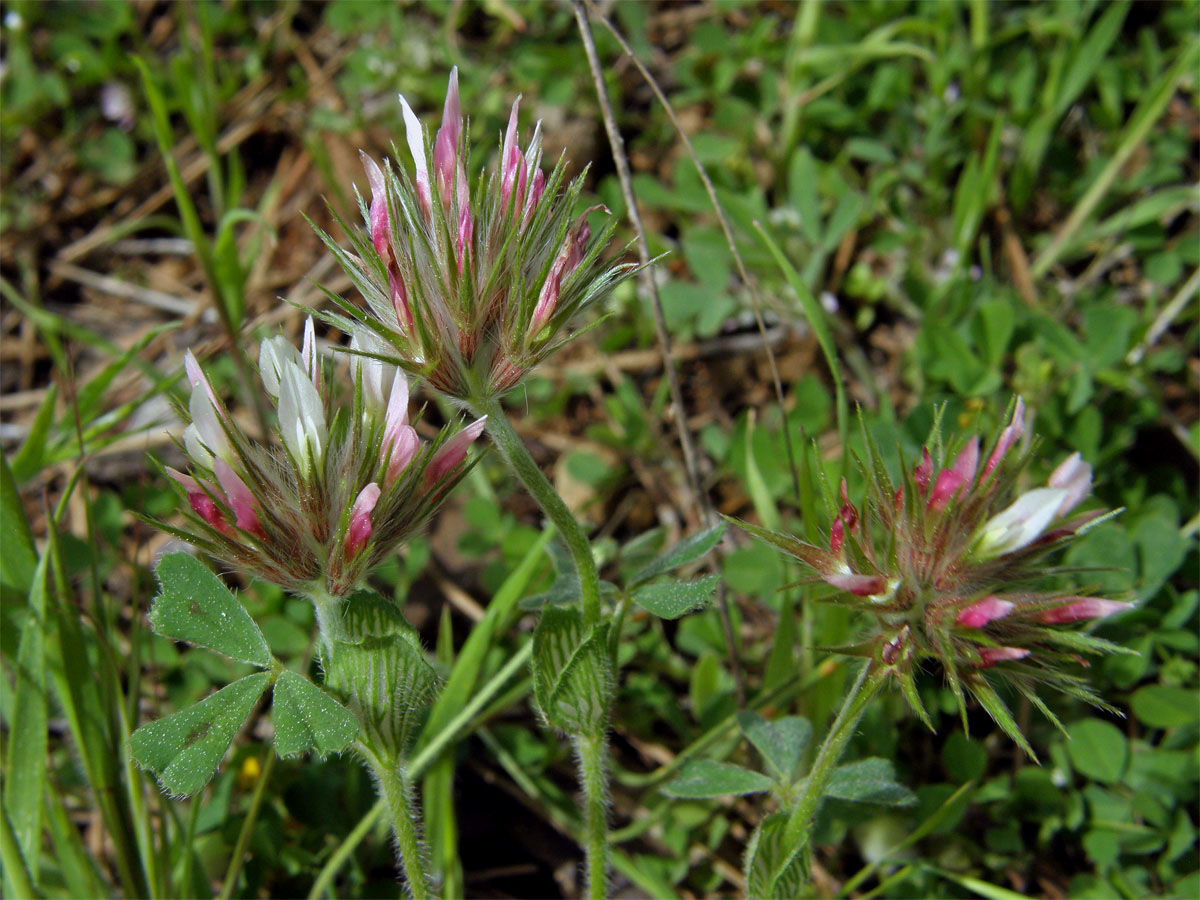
[778,662,887,869]
[473,396,602,627]
[367,751,433,900]
[472,396,611,894]
[574,731,610,900]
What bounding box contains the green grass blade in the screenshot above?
[1033,39,1200,278]
[0,455,37,594]
[3,512,52,882]
[754,222,849,476]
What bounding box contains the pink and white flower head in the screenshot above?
[316,69,639,402]
[731,398,1131,760]
[163,318,486,597]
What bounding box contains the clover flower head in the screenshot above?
[163,318,486,597]
[314,68,639,402]
[734,399,1132,759]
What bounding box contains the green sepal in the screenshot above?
[531,606,612,734]
[129,672,270,797]
[736,711,812,782]
[271,672,359,759]
[661,759,774,799]
[325,590,440,760]
[894,667,935,732]
[744,812,809,900]
[149,553,272,668]
[966,673,1038,762]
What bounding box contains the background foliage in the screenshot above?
[1,1,1197,898]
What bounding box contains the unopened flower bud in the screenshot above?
[214,458,262,536]
[977,646,1030,667]
[425,416,486,485]
[1039,597,1131,624]
[956,596,1014,628]
[984,397,1025,477]
[928,438,978,511]
[345,483,381,560]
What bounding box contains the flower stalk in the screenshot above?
[364,748,433,900]
[473,395,611,897]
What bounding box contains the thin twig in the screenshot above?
[581,0,802,506]
[573,0,746,704]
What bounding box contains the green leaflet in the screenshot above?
[822,757,917,807]
[662,759,774,799]
[129,672,270,797]
[631,575,720,620]
[272,672,359,759]
[630,522,725,587]
[736,711,812,782]
[149,553,272,667]
[531,606,612,734]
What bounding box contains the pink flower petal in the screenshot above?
[168,467,229,533]
[928,437,978,511]
[360,151,391,258]
[913,447,933,495]
[1048,452,1092,517]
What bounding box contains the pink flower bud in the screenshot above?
[500,97,525,212]
[360,151,391,259]
[977,646,1030,667]
[914,447,933,495]
[530,212,596,335]
[167,468,230,534]
[523,167,545,228]
[1039,597,1131,624]
[389,267,413,333]
[928,437,978,511]
[345,482,381,560]
[956,596,1015,628]
[824,572,889,597]
[1048,452,1092,518]
[456,204,473,274]
[425,416,487,485]
[381,370,419,483]
[838,478,859,534]
[984,397,1025,477]
[214,458,262,537]
[433,68,463,204]
[830,516,845,555]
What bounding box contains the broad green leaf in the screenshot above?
[129,672,270,797]
[0,454,36,594]
[745,812,808,899]
[824,758,916,806]
[149,553,272,668]
[271,672,359,759]
[630,523,725,587]
[1130,685,1199,729]
[737,711,812,781]
[1066,718,1127,784]
[662,759,773,798]
[788,148,822,244]
[3,518,51,877]
[531,606,611,734]
[632,575,720,620]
